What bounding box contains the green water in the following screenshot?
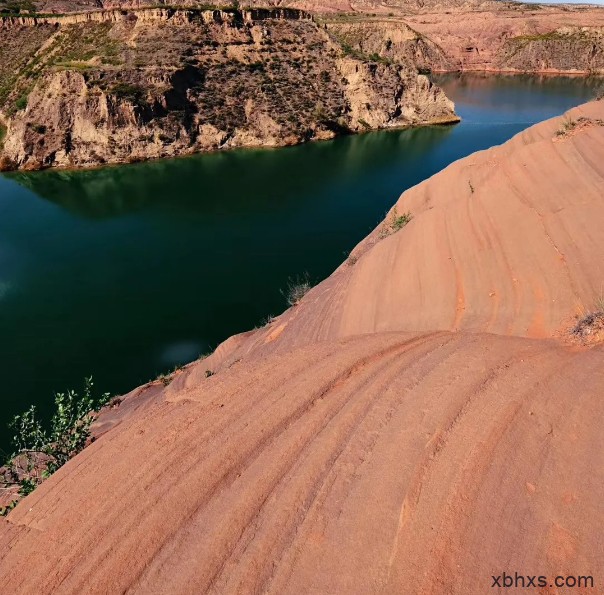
[0,73,600,452]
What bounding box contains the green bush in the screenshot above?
[391,209,412,231]
[111,83,144,101]
[0,378,109,515]
[15,94,28,112]
[379,207,413,239]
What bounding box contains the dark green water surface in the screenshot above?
[0,73,600,451]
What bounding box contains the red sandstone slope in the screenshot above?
[0,103,603,594]
[197,100,604,373]
[1,332,603,594]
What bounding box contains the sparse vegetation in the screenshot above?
[503,28,604,72]
[283,274,312,307]
[157,373,172,386]
[14,94,28,112]
[572,311,604,339]
[555,116,604,139]
[258,313,277,327]
[390,208,412,231]
[556,116,578,137]
[512,31,568,44]
[571,291,604,341]
[379,207,413,238]
[0,0,36,15]
[154,363,188,387]
[331,32,392,65]
[0,378,110,515]
[111,83,145,101]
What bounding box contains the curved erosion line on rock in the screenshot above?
[0,332,602,593]
[186,99,604,373]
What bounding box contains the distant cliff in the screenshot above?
[0,8,458,171]
[320,6,604,75]
[499,27,604,74]
[405,5,604,74]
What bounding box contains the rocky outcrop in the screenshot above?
[326,19,454,72]
[0,8,458,170]
[338,58,455,130]
[0,6,314,27]
[0,101,603,594]
[500,27,604,74]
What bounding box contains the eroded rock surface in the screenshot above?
[0,9,458,170]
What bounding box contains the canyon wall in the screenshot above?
[325,18,455,72]
[319,5,604,75]
[0,8,458,170]
[500,27,604,73]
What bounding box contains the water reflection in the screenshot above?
[9,124,454,220]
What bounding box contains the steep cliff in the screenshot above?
[325,18,454,72]
[0,8,458,170]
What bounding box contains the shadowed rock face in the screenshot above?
[0,8,458,171]
[0,101,603,594]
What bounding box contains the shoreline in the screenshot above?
[0,115,462,175]
[1,70,600,174]
[431,67,604,76]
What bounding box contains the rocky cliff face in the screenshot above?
[337,58,455,130]
[0,8,458,170]
[325,19,454,72]
[405,5,604,73]
[500,27,604,73]
[316,6,604,75]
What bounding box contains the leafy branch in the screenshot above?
[0,378,110,515]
